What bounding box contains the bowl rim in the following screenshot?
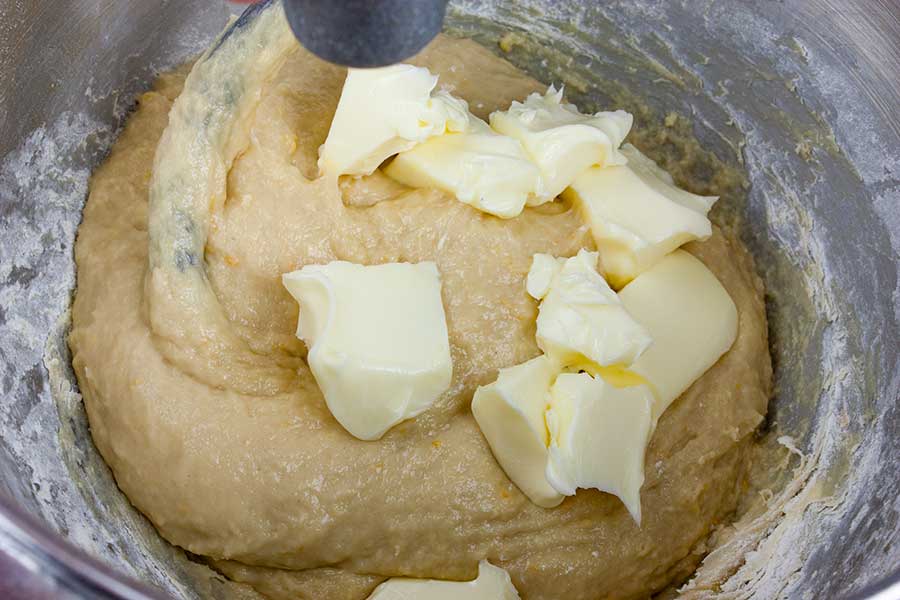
[0,492,163,599]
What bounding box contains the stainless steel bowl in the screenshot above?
[0,1,897,598]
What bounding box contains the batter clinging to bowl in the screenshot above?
[69,2,771,598]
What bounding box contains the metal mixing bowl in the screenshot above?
[0,0,897,598]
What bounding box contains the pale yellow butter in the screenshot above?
[525,252,563,299]
[367,560,521,599]
[471,355,564,507]
[490,86,632,204]
[318,64,468,177]
[563,144,718,288]
[282,261,452,440]
[385,117,540,219]
[545,372,653,524]
[527,249,652,370]
[618,250,738,423]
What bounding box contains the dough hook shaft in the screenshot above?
[283,0,449,67]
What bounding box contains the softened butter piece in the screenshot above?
[618,250,738,423]
[384,117,541,219]
[367,560,521,600]
[490,86,632,204]
[545,372,653,524]
[562,143,718,288]
[527,249,652,370]
[318,64,469,177]
[471,355,564,508]
[282,261,452,440]
[525,253,562,299]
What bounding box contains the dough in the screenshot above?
[69,27,771,600]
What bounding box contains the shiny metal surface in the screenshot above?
[0,0,897,598]
[0,493,163,600]
[283,0,449,67]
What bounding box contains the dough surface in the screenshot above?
[70,34,771,600]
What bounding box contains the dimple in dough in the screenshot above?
[69,6,772,599]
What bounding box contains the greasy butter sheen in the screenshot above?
[282,261,452,440]
[619,250,738,424]
[563,144,718,288]
[545,373,653,524]
[471,355,563,507]
[527,249,652,370]
[367,560,520,600]
[490,86,632,203]
[318,64,468,177]
[385,117,540,219]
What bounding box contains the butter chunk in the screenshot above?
[318,64,469,177]
[472,355,564,508]
[527,249,652,370]
[562,143,718,288]
[282,261,452,440]
[490,86,632,204]
[367,560,521,600]
[385,117,540,218]
[618,250,738,423]
[525,253,562,299]
[545,372,653,524]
